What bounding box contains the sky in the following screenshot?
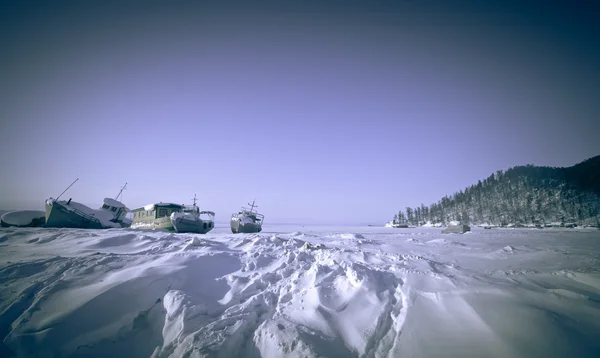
[1,1,599,224]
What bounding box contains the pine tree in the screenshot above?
[406,207,413,226]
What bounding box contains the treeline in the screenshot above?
[392,156,600,226]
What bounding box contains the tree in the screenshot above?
[406,207,413,226]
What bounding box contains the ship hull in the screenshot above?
[171,217,214,234]
[230,218,262,234]
[44,201,103,229]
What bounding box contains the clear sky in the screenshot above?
[1,1,599,224]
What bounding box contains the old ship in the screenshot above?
[170,195,215,234]
[44,180,130,229]
[230,199,264,234]
[131,202,184,231]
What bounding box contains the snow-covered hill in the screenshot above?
[1,225,599,357]
[392,155,600,226]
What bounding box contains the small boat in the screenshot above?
[1,210,46,228]
[170,195,215,234]
[44,180,130,229]
[230,199,264,234]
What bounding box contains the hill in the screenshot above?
[392,155,600,227]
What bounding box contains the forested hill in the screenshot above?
[392,155,600,226]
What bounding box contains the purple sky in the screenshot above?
[1,1,599,224]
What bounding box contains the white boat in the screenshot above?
[44,180,130,229]
[170,195,215,234]
[230,199,264,234]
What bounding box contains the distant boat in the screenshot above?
[44,180,130,229]
[230,199,264,234]
[131,202,184,231]
[170,195,215,234]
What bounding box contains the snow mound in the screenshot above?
[503,245,516,253]
[1,228,600,357]
[426,238,466,246]
[188,237,203,246]
[328,233,366,240]
[153,240,406,357]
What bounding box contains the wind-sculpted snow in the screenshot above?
[0,226,600,357]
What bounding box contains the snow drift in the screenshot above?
[0,226,599,357]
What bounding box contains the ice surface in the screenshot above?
[0,225,599,357]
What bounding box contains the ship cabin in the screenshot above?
[100,198,129,222]
[132,203,183,223]
[182,204,200,215]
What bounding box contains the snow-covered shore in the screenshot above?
[1,225,599,357]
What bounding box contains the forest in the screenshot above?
[392,155,600,226]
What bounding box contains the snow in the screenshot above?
[241,216,258,225]
[171,212,200,222]
[143,203,181,211]
[0,210,45,226]
[131,222,157,229]
[233,213,261,226]
[0,225,599,357]
[171,211,214,223]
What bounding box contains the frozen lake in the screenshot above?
[1,225,599,357]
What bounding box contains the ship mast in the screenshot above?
[115,182,127,201]
[192,194,197,208]
[56,178,79,201]
[247,199,258,213]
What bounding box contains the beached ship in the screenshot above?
[230,200,264,234]
[170,195,215,234]
[131,202,184,231]
[44,180,130,229]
